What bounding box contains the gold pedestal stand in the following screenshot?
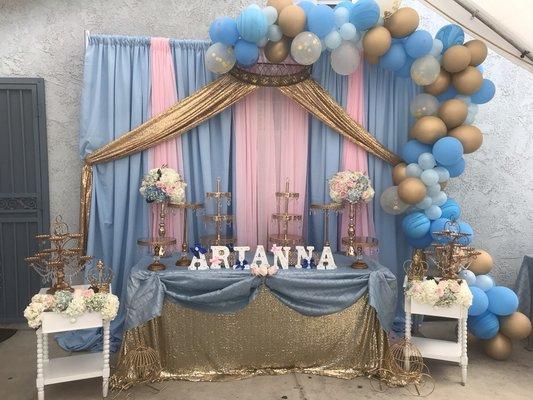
[201,177,236,247]
[169,202,204,266]
[137,237,177,271]
[310,202,344,248]
[341,203,378,269]
[268,179,303,248]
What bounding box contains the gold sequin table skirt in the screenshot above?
[112,288,388,387]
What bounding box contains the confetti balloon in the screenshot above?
[205,42,236,74]
[330,41,361,75]
[410,93,439,118]
[411,55,440,86]
[380,186,410,215]
[291,31,322,65]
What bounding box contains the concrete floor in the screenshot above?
[1,322,532,400]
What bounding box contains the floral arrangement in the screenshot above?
[139,166,186,204]
[329,170,375,204]
[24,288,119,328]
[406,278,473,308]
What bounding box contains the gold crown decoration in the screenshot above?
[25,215,92,294]
[404,249,429,282]
[87,259,113,293]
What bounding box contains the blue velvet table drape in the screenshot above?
[124,254,397,332]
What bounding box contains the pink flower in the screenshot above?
[210,256,221,267]
[271,244,281,253]
[81,289,95,298]
[436,287,445,297]
[450,281,460,293]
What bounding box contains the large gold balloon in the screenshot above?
[363,26,392,57]
[482,333,513,361]
[264,36,291,63]
[409,116,447,144]
[392,162,408,185]
[424,69,451,96]
[398,177,427,204]
[384,7,419,38]
[267,0,292,13]
[500,312,532,340]
[449,124,483,153]
[453,66,483,94]
[465,39,488,66]
[442,45,471,73]
[438,99,468,129]
[469,249,493,275]
[278,5,306,37]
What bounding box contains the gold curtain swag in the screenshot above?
[79,70,401,249]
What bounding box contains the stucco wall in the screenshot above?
[0,0,531,285]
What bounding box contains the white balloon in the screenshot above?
[380,186,410,215]
[465,103,478,124]
[418,152,436,170]
[268,24,283,42]
[263,6,278,25]
[431,191,448,206]
[425,205,442,220]
[291,31,322,65]
[406,163,423,178]
[334,7,350,28]
[411,55,441,86]
[421,169,439,186]
[324,30,342,50]
[416,196,433,210]
[205,42,236,74]
[257,37,269,48]
[427,183,441,197]
[434,167,450,183]
[339,23,357,41]
[429,39,443,57]
[410,93,439,118]
[330,41,361,75]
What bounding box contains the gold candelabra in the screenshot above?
[404,249,429,282]
[341,202,378,269]
[309,202,343,248]
[168,201,204,266]
[25,215,92,294]
[268,179,303,248]
[201,177,236,246]
[87,260,113,293]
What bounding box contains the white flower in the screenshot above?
[64,296,86,318]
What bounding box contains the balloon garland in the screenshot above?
[205,0,530,359]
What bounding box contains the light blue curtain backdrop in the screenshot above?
[364,62,420,327]
[305,54,347,252]
[58,35,151,351]
[170,40,235,241]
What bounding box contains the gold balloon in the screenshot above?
[453,66,483,94]
[409,116,447,144]
[482,333,513,361]
[449,124,483,153]
[363,26,392,57]
[365,53,380,65]
[469,249,493,275]
[267,0,292,13]
[465,39,488,66]
[424,69,451,96]
[264,36,291,63]
[500,312,533,340]
[438,99,468,129]
[392,162,408,185]
[442,45,471,73]
[398,177,427,204]
[278,5,306,37]
[384,7,419,38]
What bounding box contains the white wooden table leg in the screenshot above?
[460,317,468,386]
[405,300,412,371]
[102,321,110,398]
[36,329,44,400]
[42,333,49,363]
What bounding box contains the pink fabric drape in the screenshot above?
[149,37,183,242]
[340,65,375,238]
[235,88,308,247]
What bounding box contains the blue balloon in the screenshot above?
[349,0,380,31]
[433,137,464,166]
[395,57,414,78]
[435,24,464,51]
[335,1,355,12]
[401,140,432,164]
[442,158,465,178]
[308,4,336,38]
[209,17,240,46]
[471,79,496,104]
[234,40,259,67]
[406,232,433,249]
[425,205,442,220]
[436,86,458,102]
[469,287,489,316]
[457,220,473,245]
[402,212,431,239]
[379,43,407,71]
[474,275,495,292]
[486,286,519,316]
[468,311,499,339]
[298,1,316,15]
[430,218,456,242]
[440,198,461,220]
[236,8,268,43]
[404,30,433,58]
[459,269,476,285]
[334,7,350,28]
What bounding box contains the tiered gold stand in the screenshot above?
[341,203,378,269]
[201,177,236,246]
[168,202,204,266]
[137,237,177,271]
[268,179,303,248]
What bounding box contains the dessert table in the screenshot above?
[112,254,397,387]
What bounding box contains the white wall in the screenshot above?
[0,0,531,285]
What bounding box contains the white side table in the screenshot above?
[35,285,110,400]
[404,279,469,385]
